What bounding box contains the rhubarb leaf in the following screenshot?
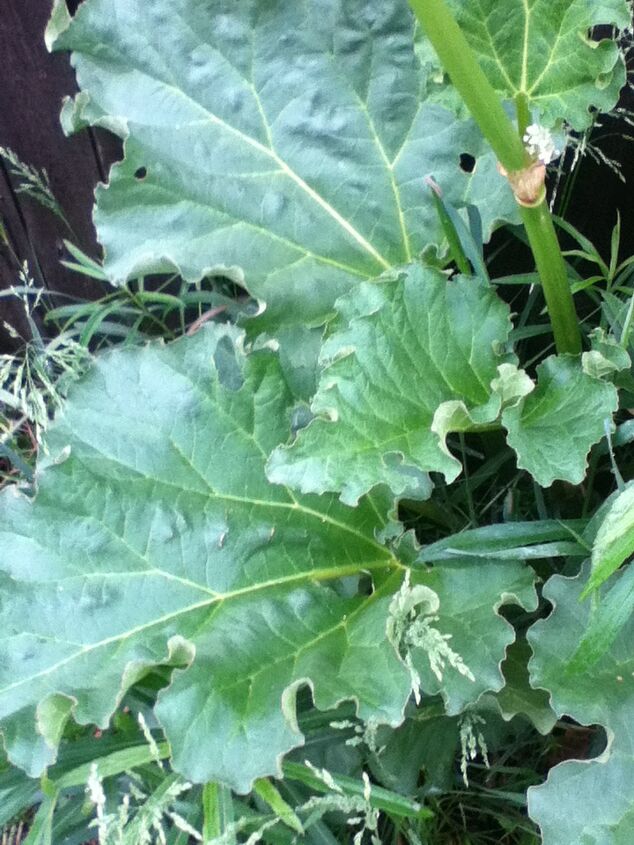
[48,0,518,332]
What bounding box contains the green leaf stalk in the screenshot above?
[408,0,582,354]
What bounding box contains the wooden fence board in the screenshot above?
[0,0,120,350]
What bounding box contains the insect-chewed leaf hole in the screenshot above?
[459,153,476,173]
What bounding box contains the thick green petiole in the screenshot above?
[407,0,526,172]
[408,0,582,354]
[202,781,234,841]
[519,203,581,353]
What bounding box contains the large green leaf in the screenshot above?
[527,566,634,844]
[47,0,517,331]
[443,0,630,130]
[268,267,616,501]
[408,561,537,714]
[0,327,534,791]
[267,265,521,504]
[502,355,618,487]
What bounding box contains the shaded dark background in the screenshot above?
[0,0,632,352]
[0,0,121,350]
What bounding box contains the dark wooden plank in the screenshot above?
[0,160,43,351]
[0,0,121,351]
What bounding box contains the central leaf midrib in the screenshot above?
[89,49,392,272]
[2,557,397,698]
[320,49,412,262]
[70,443,387,556]
[132,153,370,280]
[520,0,531,92]
[192,576,404,697]
[525,7,572,96]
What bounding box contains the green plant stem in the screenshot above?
[202,781,234,842]
[520,202,581,353]
[408,0,582,355]
[407,0,526,172]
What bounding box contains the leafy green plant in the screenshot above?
[1,0,634,842]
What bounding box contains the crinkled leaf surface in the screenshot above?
[267,265,517,504]
[528,566,634,844]
[0,327,403,789]
[48,0,517,331]
[408,562,537,714]
[444,0,630,130]
[582,328,632,380]
[0,327,532,790]
[268,267,611,502]
[502,355,618,487]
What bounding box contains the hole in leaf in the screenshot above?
[134,166,148,180]
[549,720,607,766]
[459,154,476,173]
[588,24,613,44]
